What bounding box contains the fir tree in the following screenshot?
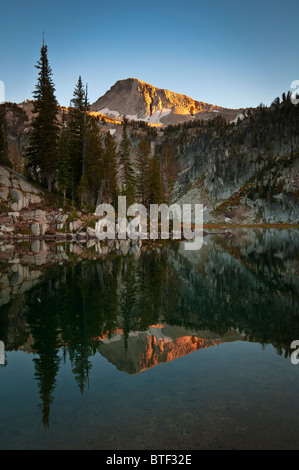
[119,120,136,205]
[85,117,103,205]
[103,131,119,206]
[68,76,89,198]
[26,42,59,191]
[136,139,151,205]
[71,76,85,111]
[57,112,72,206]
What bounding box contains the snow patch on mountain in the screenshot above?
[99,107,120,117]
[126,108,172,124]
[98,106,172,125]
[232,113,245,123]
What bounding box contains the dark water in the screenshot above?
[0,229,299,450]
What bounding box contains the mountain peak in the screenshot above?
[90,78,241,126]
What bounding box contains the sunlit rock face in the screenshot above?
[91,78,241,126]
[96,325,243,374]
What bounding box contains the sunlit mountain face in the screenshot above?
[90,78,243,126]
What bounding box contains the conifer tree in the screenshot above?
[119,120,136,205]
[85,117,103,205]
[136,139,151,205]
[26,41,59,191]
[68,76,89,198]
[71,76,85,111]
[103,131,119,206]
[57,112,72,206]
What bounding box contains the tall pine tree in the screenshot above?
[85,117,103,205]
[119,120,136,206]
[136,139,151,205]
[26,41,59,191]
[57,111,72,206]
[68,76,89,200]
[71,76,85,111]
[103,131,119,206]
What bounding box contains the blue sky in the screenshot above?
[1,0,299,109]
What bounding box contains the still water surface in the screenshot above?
[0,229,298,449]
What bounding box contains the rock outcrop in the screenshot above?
[171,102,299,224]
[0,166,42,211]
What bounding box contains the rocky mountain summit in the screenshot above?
[91,78,242,126]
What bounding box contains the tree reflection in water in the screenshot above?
[0,229,298,427]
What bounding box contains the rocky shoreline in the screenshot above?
[0,208,98,242]
[0,165,233,243]
[0,165,297,245]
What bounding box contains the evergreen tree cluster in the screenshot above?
[20,42,174,208]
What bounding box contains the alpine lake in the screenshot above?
[0,228,299,450]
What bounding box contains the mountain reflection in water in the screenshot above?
[95,324,243,374]
[0,228,298,432]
